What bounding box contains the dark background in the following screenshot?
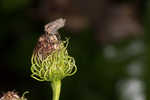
[0,0,150,100]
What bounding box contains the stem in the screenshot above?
[51,80,61,100]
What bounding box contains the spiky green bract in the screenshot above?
[31,39,77,82]
[20,91,29,100]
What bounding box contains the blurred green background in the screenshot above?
[0,0,149,100]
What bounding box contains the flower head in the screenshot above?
[0,91,28,100]
[31,18,77,82]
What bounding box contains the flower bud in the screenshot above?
[0,91,27,100]
[31,18,77,82]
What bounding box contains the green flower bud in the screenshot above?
[30,18,77,82]
[31,39,77,81]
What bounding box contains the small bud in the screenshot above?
[0,91,27,100]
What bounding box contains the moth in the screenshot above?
[34,18,66,60]
[44,18,66,35]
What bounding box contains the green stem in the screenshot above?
[51,80,61,100]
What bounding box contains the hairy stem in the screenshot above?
[51,80,61,100]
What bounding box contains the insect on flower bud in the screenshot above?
[33,19,66,60]
[31,18,77,82]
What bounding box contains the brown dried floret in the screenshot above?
[33,33,61,60]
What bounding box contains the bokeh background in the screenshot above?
[0,0,149,100]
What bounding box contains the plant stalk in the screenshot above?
[51,80,61,100]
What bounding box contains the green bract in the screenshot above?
[31,39,77,82]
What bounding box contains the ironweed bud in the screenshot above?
[0,91,28,100]
[31,18,77,82]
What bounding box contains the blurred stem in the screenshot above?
[51,80,61,100]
